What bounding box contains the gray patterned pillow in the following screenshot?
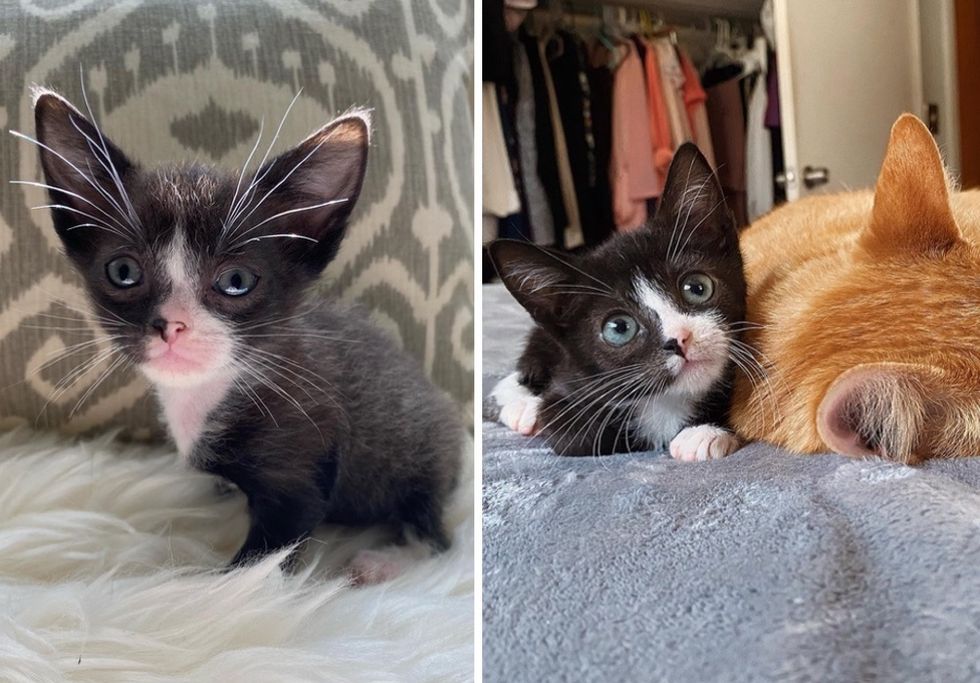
[0,0,474,436]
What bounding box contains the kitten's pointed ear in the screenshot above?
[242,110,370,272]
[32,88,137,252]
[816,362,941,464]
[489,239,581,331]
[654,143,734,250]
[861,114,962,258]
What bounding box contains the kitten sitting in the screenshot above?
[25,88,462,578]
[489,145,748,461]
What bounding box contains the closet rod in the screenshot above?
[543,0,761,23]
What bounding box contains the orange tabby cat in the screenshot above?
[731,114,980,463]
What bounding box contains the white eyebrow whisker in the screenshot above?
[223,89,304,241]
[227,198,348,249]
[11,179,133,235]
[77,67,142,232]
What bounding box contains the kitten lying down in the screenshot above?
[489,145,749,462]
[24,88,462,582]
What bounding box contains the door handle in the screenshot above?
[802,166,829,188]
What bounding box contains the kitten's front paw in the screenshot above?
[491,372,542,436]
[669,425,740,462]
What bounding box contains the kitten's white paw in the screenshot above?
[491,371,542,436]
[669,424,740,462]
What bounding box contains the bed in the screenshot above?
[482,282,980,682]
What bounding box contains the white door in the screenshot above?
[773,0,923,200]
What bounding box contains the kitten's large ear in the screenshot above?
[238,110,369,273]
[489,239,582,331]
[860,114,963,258]
[816,362,942,464]
[32,88,138,253]
[654,143,734,250]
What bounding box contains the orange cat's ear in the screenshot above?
[816,362,941,464]
[860,114,962,258]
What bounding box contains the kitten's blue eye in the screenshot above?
[215,268,259,297]
[680,272,715,305]
[601,314,638,347]
[105,256,142,288]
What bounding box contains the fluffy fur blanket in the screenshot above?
[0,429,474,682]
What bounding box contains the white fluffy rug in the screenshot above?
[0,429,474,682]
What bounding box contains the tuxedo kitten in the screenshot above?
[25,89,461,576]
[489,144,747,461]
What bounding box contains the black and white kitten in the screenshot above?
[26,89,462,578]
[489,144,746,461]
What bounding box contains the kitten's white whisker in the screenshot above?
[35,346,117,425]
[225,135,332,238]
[30,204,130,241]
[9,130,129,224]
[224,117,265,229]
[71,121,142,238]
[676,198,727,260]
[244,346,336,388]
[551,374,644,455]
[541,369,647,446]
[231,375,278,428]
[229,198,349,248]
[32,336,124,369]
[224,89,305,238]
[667,155,699,262]
[586,373,651,455]
[78,66,141,230]
[236,363,325,443]
[69,353,127,419]
[240,349,344,413]
[12,180,133,235]
[237,233,319,247]
[670,173,711,263]
[526,245,617,296]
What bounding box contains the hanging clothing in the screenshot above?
[652,38,693,150]
[546,31,604,246]
[639,39,673,186]
[678,48,717,169]
[537,37,584,249]
[514,41,555,245]
[520,31,568,246]
[586,41,616,239]
[610,40,658,231]
[704,74,748,227]
[745,37,773,221]
[482,82,521,236]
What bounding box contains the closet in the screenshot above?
[484,0,933,271]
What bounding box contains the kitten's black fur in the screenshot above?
[490,145,746,456]
[30,90,461,567]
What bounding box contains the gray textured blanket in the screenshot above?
[482,283,980,682]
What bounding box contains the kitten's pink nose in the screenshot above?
[663,329,692,357]
[151,318,188,344]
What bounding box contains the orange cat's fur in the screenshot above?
[731,114,980,463]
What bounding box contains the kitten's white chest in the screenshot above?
[156,376,233,457]
[630,394,694,449]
